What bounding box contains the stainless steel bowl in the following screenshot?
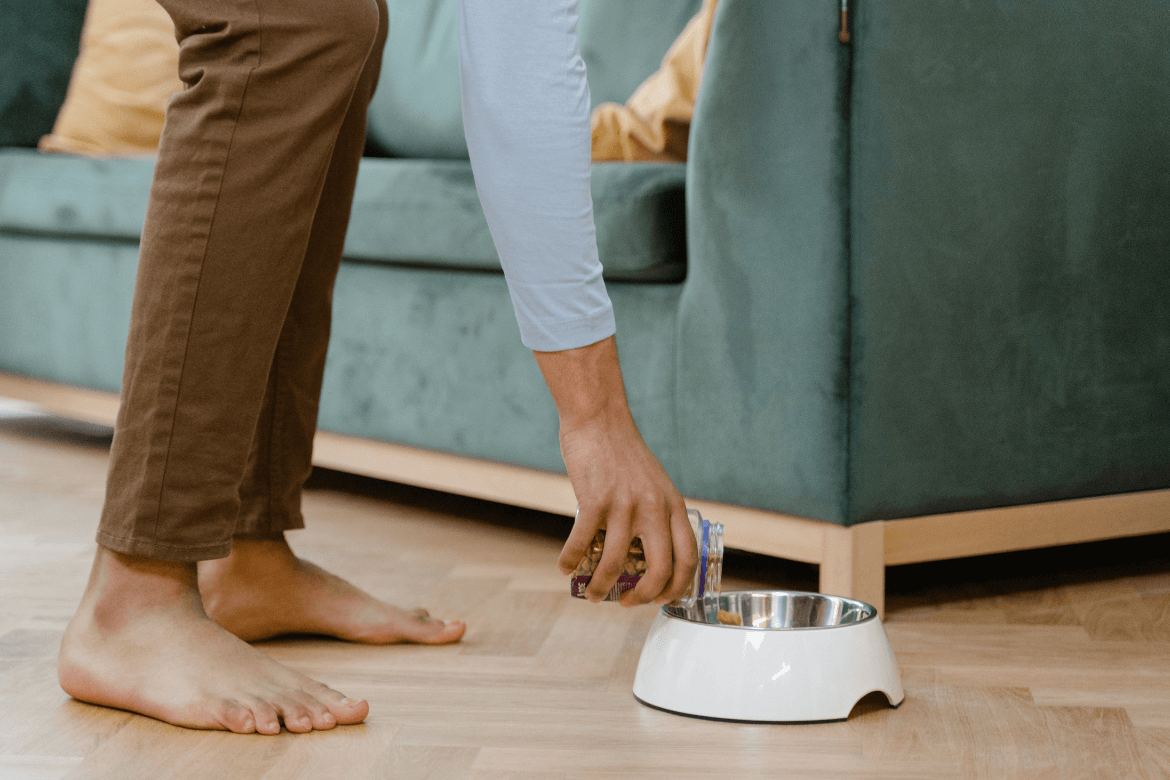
[666,591,876,630]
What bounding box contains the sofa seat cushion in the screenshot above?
[0,149,154,242]
[0,149,687,283]
[365,0,704,159]
[345,158,686,282]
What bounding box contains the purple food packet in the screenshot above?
[570,573,642,601]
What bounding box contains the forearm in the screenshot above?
[533,336,633,431]
[537,336,695,606]
[457,0,695,605]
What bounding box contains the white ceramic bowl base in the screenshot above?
[632,591,904,723]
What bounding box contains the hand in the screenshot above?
[533,337,697,606]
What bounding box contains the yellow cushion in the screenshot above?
[590,0,717,163]
[38,0,182,156]
[38,0,714,161]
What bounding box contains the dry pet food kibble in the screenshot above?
[570,530,644,600]
[717,609,742,626]
[570,510,724,604]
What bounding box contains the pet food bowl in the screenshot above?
[632,590,904,723]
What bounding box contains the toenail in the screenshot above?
[323,712,335,724]
[341,698,362,706]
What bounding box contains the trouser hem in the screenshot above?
[234,512,306,537]
[96,531,233,562]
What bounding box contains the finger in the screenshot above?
[584,503,634,602]
[655,499,698,605]
[558,504,604,575]
[621,500,672,607]
[620,529,670,606]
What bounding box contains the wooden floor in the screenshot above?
[1,400,1168,779]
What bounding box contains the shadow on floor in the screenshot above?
[0,412,113,450]
[304,466,825,592]
[4,410,1167,611]
[885,530,1170,612]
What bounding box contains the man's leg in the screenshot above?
[196,0,464,647]
[61,0,384,733]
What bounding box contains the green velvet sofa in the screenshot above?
[2,0,1168,611]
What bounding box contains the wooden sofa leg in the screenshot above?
[819,521,886,617]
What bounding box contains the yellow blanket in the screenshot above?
[40,0,716,161]
[590,0,717,163]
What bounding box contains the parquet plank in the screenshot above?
[1136,727,1170,777]
[4,406,1170,779]
[13,700,133,761]
[0,659,88,757]
[255,723,398,780]
[1031,688,1170,729]
[474,746,955,780]
[604,607,656,692]
[58,718,292,780]
[457,590,566,657]
[855,675,1154,779]
[0,755,83,780]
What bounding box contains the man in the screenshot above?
[57,0,696,734]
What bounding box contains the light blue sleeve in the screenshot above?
[456,0,616,352]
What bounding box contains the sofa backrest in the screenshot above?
[0,0,89,147]
[366,0,702,159]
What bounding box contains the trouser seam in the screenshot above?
[249,16,381,530]
[104,0,385,551]
[148,3,263,543]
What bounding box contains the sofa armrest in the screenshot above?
[675,0,851,523]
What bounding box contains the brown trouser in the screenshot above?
[97,0,389,561]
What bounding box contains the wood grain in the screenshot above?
[6,371,1170,617]
[2,403,1170,778]
[820,521,886,615]
[884,490,1170,566]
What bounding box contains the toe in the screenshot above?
[220,702,257,734]
[328,697,370,725]
[289,690,337,731]
[273,694,314,733]
[307,682,369,725]
[249,700,282,735]
[405,617,466,645]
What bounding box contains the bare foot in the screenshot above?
[198,535,466,645]
[59,547,369,734]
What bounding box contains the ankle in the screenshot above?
[221,534,297,568]
[199,535,299,589]
[80,547,203,627]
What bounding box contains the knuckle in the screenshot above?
[608,501,636,525]
[576,499,606,517]
[637,489,666,512]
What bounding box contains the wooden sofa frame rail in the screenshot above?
[4,371,1168,616]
